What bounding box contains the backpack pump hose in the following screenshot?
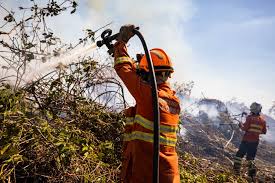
[96,28,160,183]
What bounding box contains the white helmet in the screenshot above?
[250,102,262,114]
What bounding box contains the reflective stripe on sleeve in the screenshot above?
[115,57,132,66]
[125,117,134,126]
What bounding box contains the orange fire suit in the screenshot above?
[241,114,266,142]
[114,41,181,183]
[233,114,267,176]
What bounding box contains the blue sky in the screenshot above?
[1,0,274,112]
[182,0,275,111]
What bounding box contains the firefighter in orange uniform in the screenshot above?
[114,25,181,183]
[233,102,267,180]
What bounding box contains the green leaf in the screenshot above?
[0,144,11,155]
[82,146,88,152]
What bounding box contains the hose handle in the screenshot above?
[96,27,139,56]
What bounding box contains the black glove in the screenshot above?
[241,112,247,117]
[116,24,135,43]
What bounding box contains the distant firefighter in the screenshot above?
[233,102,267,181]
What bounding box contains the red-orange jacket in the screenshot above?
[241,114,267,142]
[114,41,181,183]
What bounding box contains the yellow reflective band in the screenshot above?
[234,157,242,164]
[123,131,177,147]
[248,128,262,133]
[125,117,134,126]
[250,124,262,129]
[234,157,242,160]
[135,115,177,134]
[115,57,132,66]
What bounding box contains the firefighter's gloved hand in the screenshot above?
[241,112,247,117]
[238,122,243,128]
[117,24,135,43]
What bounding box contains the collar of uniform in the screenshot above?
[157,82,171,92]
[158,82,177,96]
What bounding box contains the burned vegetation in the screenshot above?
[0,1,274,183]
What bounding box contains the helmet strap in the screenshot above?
[136,53,144,63]
[137,70,150,82]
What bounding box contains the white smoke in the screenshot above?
[225,100,249,115]
[261,115,275,144]
[24,43,98,83]
[180,96,275,144]
[198,104,219,119]
[1,0,195,86]
[86,0,195,81]
[180,97,220,121]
